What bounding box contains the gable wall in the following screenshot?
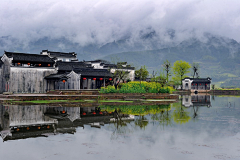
[10,67,57,93]
[1,55,11,93]
[67,72,80,90]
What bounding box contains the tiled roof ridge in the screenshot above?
[5,51,46,56]
[43,50,75,54]
[4,51,55,63]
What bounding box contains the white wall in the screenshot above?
[10,67,57,93]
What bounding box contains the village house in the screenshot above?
[182,77,211,92]
[0,50,134,93]
[0,51,56,93]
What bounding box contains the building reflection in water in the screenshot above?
[0,104,133,142]
[182,94,211,118]
[182,94,211,108]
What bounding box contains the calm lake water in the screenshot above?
[0,95,240,160]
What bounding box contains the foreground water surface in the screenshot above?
[0,95,240,160]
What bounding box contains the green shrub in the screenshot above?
[99,85,118,93]
[99,82,174,94]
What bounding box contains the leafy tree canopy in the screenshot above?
[172,60,191,88]
[173,60,191,77]
[135,65,149,81]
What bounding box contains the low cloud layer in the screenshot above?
[1,0,240,47]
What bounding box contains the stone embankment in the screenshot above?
[0,93,178,101]
[0,90,179,105]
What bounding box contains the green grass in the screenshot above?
[12,99,85,104]
[10,98,176,104]
[214,88,240,90]
[11,99,135,104]
[99,100,134,103]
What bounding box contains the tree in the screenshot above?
[151,71,167,87]
[172,60,191,89]
[111,62,133,89]
[135,65,149,82]
[192,62,200,78]
[162,60,171,84]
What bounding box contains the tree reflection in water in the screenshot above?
[110,108,134,140]
[135,115,148,129]
[150,106,172,127]
[172,102,191,124]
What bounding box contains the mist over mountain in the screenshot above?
[1,29,240,87]
[1,0,240,87]
[101,32,240,86]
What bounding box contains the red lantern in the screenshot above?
[100,78,103,80]
[16,128,20,131]
[93,78,96,80]
[62,80,66,83]
[27,127,30,130]
[39,64,41,66]
[99,112,103,114]
[195,84,197,85]
[62,110,65,114]
[200,84,201,85]
[48,64,50,67]
[109,78,112,81]
[37,126,41,130]
[93,112,96,115]
[27,63,30,66]
[47,126,50,129]
[83,78,86,80]
[206,84,207,85]
[82,112,86,115]
[17,63,21,65]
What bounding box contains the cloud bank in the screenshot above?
[1,0,240,47]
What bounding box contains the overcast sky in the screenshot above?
[1,0,240,46]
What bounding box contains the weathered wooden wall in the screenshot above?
[10,67,57,93]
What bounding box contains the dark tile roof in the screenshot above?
[103,63,135,70]
[42,50,77,58]
[45,73,69,79]
[56,61,92,71]
[183,77,211,83]
[117,62,127,65]
[86,59,110,64]
[103,64,117,68]
[4,51,55,63]
[74,68,112,77]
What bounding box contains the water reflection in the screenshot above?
[0,103,198,141]
[1,96,240,160]
[182,94,211,108]
[182,94,211,119]
[0,104,137,141]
